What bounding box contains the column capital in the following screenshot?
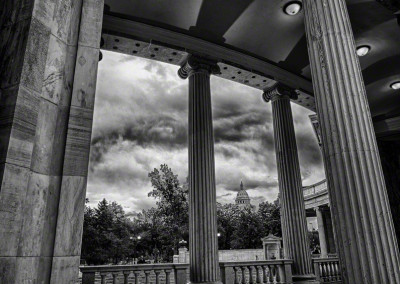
[178,55,221,79]
[262,83,298,103]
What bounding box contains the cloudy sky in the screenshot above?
[86,50,325,213]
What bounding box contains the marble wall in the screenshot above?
[0,0,103,283]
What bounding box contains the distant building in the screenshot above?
[235,181,251,209]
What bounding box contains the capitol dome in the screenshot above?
[235,181,251,208]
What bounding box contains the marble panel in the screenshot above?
[53,176,87,256]
[71,46,99,109]
[63,106,93,176]
[78,0,104,48]
[3,86,39,168]
[48,104,71,176]
[29,99,74,175]
[20,17,51,93]
[13,256,53,283]
[30,99,58,174]
[50,255,80,284]
[41,34,68,105]
[18,173,61,257]
[0,163,30,256]
[32,0,55,30]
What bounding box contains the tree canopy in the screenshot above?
[81,164,283,264]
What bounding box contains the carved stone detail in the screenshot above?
[178,55,220,79]
[262,83,298,103]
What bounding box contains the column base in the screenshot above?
[293,274,318,284]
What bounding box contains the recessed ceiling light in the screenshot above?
[356,45,370,57]
[284,1,302,16]
[391,81,400,90]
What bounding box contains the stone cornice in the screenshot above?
[262,83,298,103]
[178,55,221,79]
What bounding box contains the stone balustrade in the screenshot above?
[80,260,294,284]
[220,260,293,284]
[312,258,341,283]
[303,180,328,198]
[80,263,188,284]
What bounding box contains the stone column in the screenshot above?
[315,207,328,258]
[178,55,221,284]
[303,0,400,283]
[0,0,103,283]
[0,1,86,283]
[263,84,315,283]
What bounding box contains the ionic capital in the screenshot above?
[262,83,298,103]
[178,55,220,79]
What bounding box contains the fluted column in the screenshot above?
[263,85,315,282]
[315,207,328,258]
[303,0,400,283]
[178,55,221,284]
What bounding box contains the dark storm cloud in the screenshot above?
[87,51,325,212]
[214,112,269,143]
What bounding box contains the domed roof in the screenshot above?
[235,181,250,201]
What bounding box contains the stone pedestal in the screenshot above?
[263,85,315,283]
[315,207,327,258]
[179,55,222,284]
[304,0,400,282]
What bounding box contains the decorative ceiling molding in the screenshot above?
[102,15,314,94]
[101,33,317,112]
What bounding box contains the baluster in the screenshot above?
[112,272,119,284]
[165,269,171,284]
[262,265,268,284]
[144,270,151,284]
[155,270,161,284]
[332,262,337,281]
[322,263,328,282]
[123,271,130,284]
[133,271,141,284]
[335,262,341,280]
[328,262,334,282]
[248,266,254,284]
[318,263,324,282]
[100,272,107,284]
[234,267,240,284]
[241,266,247,284]
[256,266,262,284]
[275,264,281,284]
[271,265,277,284]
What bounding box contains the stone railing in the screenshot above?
[220,260,293,284]
[312,257,342,283]
[303,179,327,197]
[80,263,188,284]
[80,260,293,284]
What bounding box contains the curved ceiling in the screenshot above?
[103,0,400,123]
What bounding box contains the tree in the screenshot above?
[81,199,134,265]
[230,207,264,249]
[81,164,284,264]
[258,199,282,237]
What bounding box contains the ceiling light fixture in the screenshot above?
[391,81,400,90]
[356,45,370,57]
[284,1,302,16]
